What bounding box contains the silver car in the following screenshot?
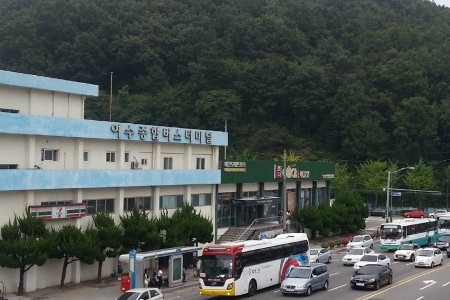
[310,248,332,264]
[280,263,329,297]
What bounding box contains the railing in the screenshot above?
[236,216,281,241]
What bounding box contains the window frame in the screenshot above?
[41,149,59,161]
[106,151,116,162]
[163,157,173,169]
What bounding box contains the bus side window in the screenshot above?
[402,227,407,238]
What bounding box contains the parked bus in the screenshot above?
[380,218,440,251]
[198,233,309,297]
[437,213,450,234]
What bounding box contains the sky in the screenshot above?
[429,0,450,7]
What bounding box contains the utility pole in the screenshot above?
[282,150,287,233]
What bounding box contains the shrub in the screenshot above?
[334,240,340,247]
[321,243,329,248]
[340,237,350,245]
[328,241,336,248]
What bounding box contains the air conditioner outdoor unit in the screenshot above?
[131,162,139,169]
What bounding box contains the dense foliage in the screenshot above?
[1,0,449,164]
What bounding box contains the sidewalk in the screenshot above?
[4,268,200,300]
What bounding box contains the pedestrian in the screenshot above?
[150,272,158,287]
[144,269,150,287]
[157,268,163,288]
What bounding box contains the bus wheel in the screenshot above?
[248,279,257,296]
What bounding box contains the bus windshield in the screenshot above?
[201,255,233,279]
[381,225,402,239]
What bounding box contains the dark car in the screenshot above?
[350,265,393,290]
[370,207,387,218]
[434,234,450,250]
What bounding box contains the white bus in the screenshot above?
[198,233,309,297]
[380,218,440,251]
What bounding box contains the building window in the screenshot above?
[106,151,116,162]
[196,158,205,169]
[191,194,211,206]
[141,159,148,165]
[243,191,258,198]
[41,149,59,161]
[163,157,173,169]
[83,151,89,162]
[125,152,130,163]
[82,198,114,214]
[124,196,152,211]
[159,195,183,209]
[41,200,72,206]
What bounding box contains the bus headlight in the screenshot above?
[227,283,234,290]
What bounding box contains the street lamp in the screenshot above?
[386,167,415,223]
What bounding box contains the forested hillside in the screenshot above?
[1,0,449,164]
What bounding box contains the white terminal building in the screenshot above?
[0,69,228,292]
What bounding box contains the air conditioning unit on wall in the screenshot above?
[131,162,140,169]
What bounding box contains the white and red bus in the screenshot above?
[198,233,309,297]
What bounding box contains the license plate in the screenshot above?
[356,283,365,287]
[286,289,294,292]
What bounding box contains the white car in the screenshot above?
[346,234,374,250]
[353,253,391,271]
[342,247,374,266]
[428,209,448,218]
[394,243,420,261]
[116,288,164,300]
[414,248,444,268]
[310,248,332,264]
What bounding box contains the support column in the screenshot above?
[26,136,36,168]
[312,181,318,206]
[296,181,302,211]
[153,187,161,218]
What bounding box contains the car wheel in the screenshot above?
[350,282,356,289]
[306,286,312,296]
[410,254,415,262]
[441,259,443,266]
[447,253,450,258]
[323,280,329,290]
[427,238,432,247]
[388,275,393,285]
[431,262,434,268]
[327,256,332,264]
[370,244,373,249]
[316,259,319,263]
[374,280,380,290]
[248,279,257,296]
[387,263,390,267]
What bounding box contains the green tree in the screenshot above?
[0,213,50,295]
[331,163,352,199]
[48,225,97,287]
[404,159,436,208]
[292,206,322,239]
[357,160,395,207]
[89,213,122,282]
[120,209,161,252]
[157,204,213,247]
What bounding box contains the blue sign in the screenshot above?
[129,249,137,289]
[391,191,402,197]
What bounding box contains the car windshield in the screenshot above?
[418,250,433,257]
[351,236,364,242]
[438,235,450,242]
[399,244,415,250]
[310,249,319,255]
[348,248,364,255]
[116,292,140,300]
[355,266,381,275]
[360,255,377,262]
[288,268,311,279]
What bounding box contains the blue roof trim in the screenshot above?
[0,169,221,191]
[0,70,98,96]
[0,112,228,145]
